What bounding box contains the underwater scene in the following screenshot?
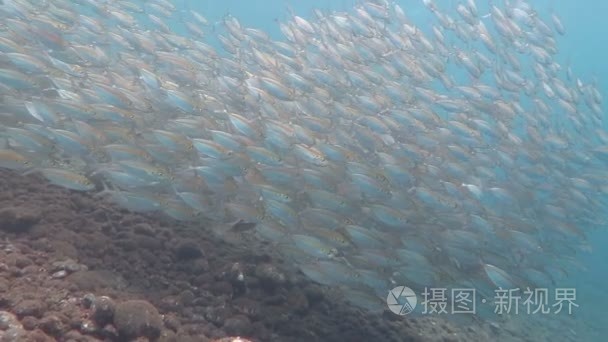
[0,0,606,341]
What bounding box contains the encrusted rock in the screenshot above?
[0,207,40,232]
[174,240,203,260]
[12,299,44,318]
[92,296,115,326]
[254,263,286,291]
[82,293,96,309]
[113,300,163,340]
[38,315,64,337]
[51,270,68,279]
[51,259,86,274]
[223,315,252,336]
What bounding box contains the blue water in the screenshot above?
[182,0,607,339]
[186,0,608,118]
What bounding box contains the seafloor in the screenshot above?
[0,169,542,342]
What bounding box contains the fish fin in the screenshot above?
[21,167,41,177]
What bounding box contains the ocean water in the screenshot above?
[187,0,608,74]
[187,0,608,332]
[184,1,608,339]
[0,0,606,341]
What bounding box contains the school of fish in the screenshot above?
[0,0,605,314]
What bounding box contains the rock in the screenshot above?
[92,296,115,326]
[228,263,246,295]
[304,286,325,305]
[80,319,97,334]
[51,259,85,273]
[209,281,233,297]
[0,295,12,311]
[223,315,252,336]
[99,324,119,340]
[81,294,95,309]
[159,296,180,312]
[38,315,64,337]
[9,266,23,277]
[231,298,261,320]
[51,270,68,279]
[0,311,14,330]
[250,322,271,341]
[285,290,309,315]
[113,300,163,340]
[158,329,178,342]
[178,290,195,307]
[14,256,32,269]
[67,270,127,291]
[0,311,22,332]
[133,223,155,236]
[135,235,163,250]
[204,306,231,327]
[63,330,88,341]
[115,238,137,251]
[228,263,245,283]
[190,258,209,274]
[254,264,286,291]
[262,294,285,306]
[20,315,37,330]
[212,336,254,342]
[0,207,40,232]
[163,314,180,332]
[2,327,28,341]
[174,241,203,260]
[12,299,44,318]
